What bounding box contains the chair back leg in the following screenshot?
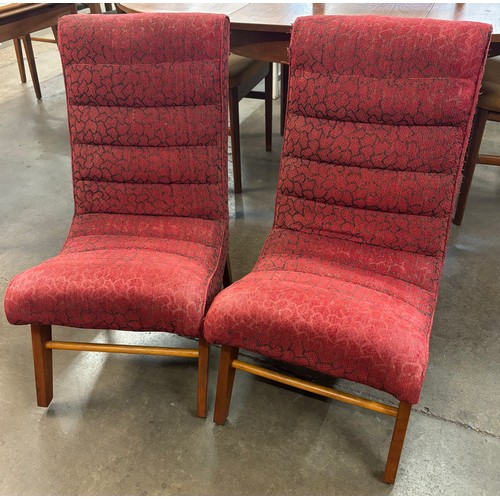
[280,64,289,136]
[453,107,489,225]
[265,63,273,152]
[31,324,53,407]
[229,88,242,193]
[223,259,233,288]
[383,401,412,484]
[213,345,239,424]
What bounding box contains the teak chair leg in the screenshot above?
[213,345,239,424]
[88,3,103,14]
[31,324,53,407]
[13,38,27,83]
[265,63,273,152]
[229,87,242,193]
[453,107,489,226]
[383,401,412,484]
[22,34,42,100]
[280,63,289,136]
[197,336,210,418]
[51,25,59,43]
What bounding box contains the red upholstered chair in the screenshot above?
[4,13,230,418]
[204,15,491,482]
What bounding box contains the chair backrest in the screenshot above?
[58,13,229,222]
[276,15,491,258]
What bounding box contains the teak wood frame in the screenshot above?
[31,324,211,417]
[213,345,412,484]
[30,261,233,418]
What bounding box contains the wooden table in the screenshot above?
[0,3,76,42]
[118,3,500,63]
[0,3,77,99]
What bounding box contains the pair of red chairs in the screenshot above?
[4,13,491,483]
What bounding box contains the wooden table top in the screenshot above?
[118,3,246,15]
[119,3,500,41]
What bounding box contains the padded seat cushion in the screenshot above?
[479,56,500,112]
[5,214,227,337]
[204,228,437,403]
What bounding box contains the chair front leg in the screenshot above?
[197,336,210,418]
[383,401,412,484]
[31,324,53,407]
[22,34,42,100]
[13,38,26,83]
[213,345,239,424]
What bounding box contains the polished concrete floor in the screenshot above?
[0,26,499,496]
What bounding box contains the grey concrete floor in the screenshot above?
[1,25,499,496]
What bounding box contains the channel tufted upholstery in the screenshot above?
[204,15,491,406]
[4,13,230,415]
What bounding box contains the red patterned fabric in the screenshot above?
[204,16,491,403]
[4,14,230,338]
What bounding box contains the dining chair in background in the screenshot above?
[204,15,491,483]
[0,3,76,100]
[4,12,230,418]
[453,55,500,225]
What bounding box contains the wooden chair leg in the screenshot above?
[31,324,53,407]
[88,3,103,14]
[197,336,210,418]
[22,34,42,100]
[229,88,242,193]
[51,25,59,43]
[280,63,289,136]
[213,345,239,424]
[13,38,27,83]
[223,258,232,288]
[104,3,113,11]
[453,107,489,225]
[265,63,273,152]
[383,401,412,484]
